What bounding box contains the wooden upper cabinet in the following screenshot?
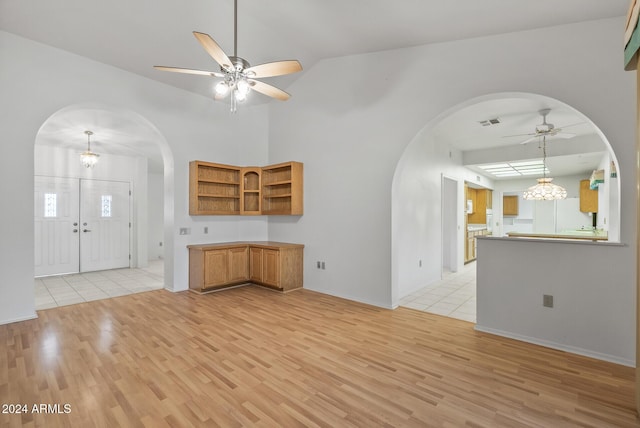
[262,162,303,215]
[468,189,487,224]
[241,168,261,215]
[579,179,598,213]
[503,195,519,216]
[189,161,241,215]
[190,161,303,216]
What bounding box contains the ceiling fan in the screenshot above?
[504,108,583,145]
[154,0,302,113]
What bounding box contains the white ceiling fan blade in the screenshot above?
[519,136,538,145]
[557,122,586,129]
[154,66,224,78]
[193,31,233,72]
[553,132,576,139]
[503,132,535,138]
[245,60,302,78]
[248,79,291,100]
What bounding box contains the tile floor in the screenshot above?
[399,261,476,322]
[35,260,164,310]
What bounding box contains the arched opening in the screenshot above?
[33,103,175,308]
[392,92,621,316]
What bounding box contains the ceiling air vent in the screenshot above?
[479,118,501,127]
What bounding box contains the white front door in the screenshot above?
[34,176,80,276]
[34,177,131,276]
[80,179,131,272]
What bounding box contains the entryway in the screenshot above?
[34,260,164,310]
[35,176,131,277]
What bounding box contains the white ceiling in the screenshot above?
[1,0,625,175]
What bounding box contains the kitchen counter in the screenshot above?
[506,230,608,241]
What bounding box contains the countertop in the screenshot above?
[506,230,608,241]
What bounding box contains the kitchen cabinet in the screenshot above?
[579,179,598,213]
[465,228,489,263]
[468,189,491,224]
[503,195,519,216]
[189,242,304,293]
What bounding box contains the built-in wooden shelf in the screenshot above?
[189,161,303,216]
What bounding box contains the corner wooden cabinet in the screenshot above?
[190,161,303,216]
[189,241,304,293]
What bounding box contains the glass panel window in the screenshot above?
[44,193,57,217]
[101,195,112,217]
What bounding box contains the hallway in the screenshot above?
[399,261,476,322]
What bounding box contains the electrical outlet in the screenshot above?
[204,227,208,234]
[419,260,422,267]
[321,261,326,270]
[317,261,321,269]
[543,294,554,308]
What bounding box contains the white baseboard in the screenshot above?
[303,285,394,309]
[0,312,38,326]
[474,324,635,367]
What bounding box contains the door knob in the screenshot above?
[73,222,78,226]
[83,229,91,233]
[73,229,78,233]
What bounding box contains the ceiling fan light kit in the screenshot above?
[154,0,302,113]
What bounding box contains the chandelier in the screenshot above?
[522,136,567,201]
[80,130,99,168]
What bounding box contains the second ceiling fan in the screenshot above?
[154,0,302,112]
[504,108,584,145]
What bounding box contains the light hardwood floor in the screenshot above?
[1,287,637,427]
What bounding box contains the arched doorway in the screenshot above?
[392,92,621,318]
[33,103,175,307]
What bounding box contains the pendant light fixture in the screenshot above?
[522,135,567,201]
[80,130,99,168]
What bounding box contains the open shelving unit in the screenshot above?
[262,162,303,215]
[189,160,303,216]
[240,168,262,215]
[189,161,241,215]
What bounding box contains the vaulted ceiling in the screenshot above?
[1,1,627,175]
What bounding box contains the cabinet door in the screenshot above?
[503,196,519,216]
[249,247,263,282]
[204,249,229,288]
[262,249,280,287]
[229,247,249,282]
[579,180,598,213]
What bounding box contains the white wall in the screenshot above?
[477,237,633,365]
[148,172,164,260]
[0,30,269,324]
